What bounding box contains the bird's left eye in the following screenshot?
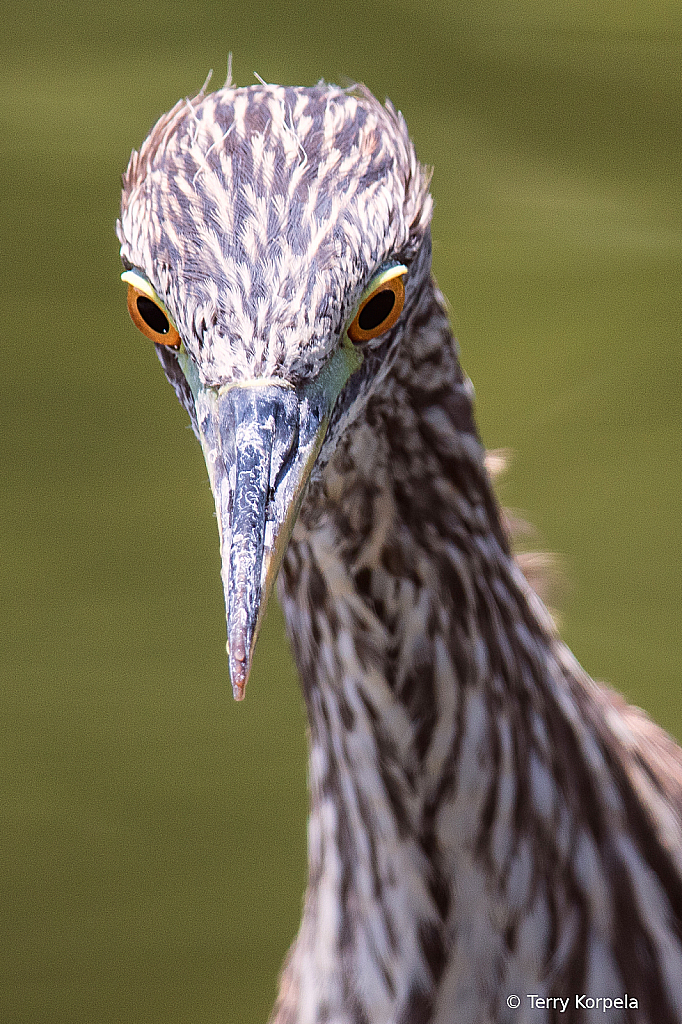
[121,270,181,348]
[347,264,408,344]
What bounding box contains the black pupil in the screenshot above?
[137,295,169,335]
[358,288,395,332]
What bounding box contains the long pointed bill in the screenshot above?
[177,342,362,699]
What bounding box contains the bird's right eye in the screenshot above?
[347,263,408,344]
[121,270,181,348]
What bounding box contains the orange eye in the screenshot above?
[347,265,407,344]
[121,270,181,348]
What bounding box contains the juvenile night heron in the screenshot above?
[117,78,682,1023]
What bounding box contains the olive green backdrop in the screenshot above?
[1,1,680,1021]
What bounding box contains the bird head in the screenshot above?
[117,80,433,698]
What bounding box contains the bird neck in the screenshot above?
[273,274,569,1022]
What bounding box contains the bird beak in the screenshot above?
[177,342,362,699]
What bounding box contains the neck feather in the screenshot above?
[272,277,682,1024]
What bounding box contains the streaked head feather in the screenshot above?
[117,82,432,388]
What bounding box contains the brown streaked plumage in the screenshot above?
[117,77,682,1023]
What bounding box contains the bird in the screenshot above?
[117,76,682,1024]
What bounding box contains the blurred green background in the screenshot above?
[1,1,680,1021]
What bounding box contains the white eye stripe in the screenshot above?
[355,263,407,310]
